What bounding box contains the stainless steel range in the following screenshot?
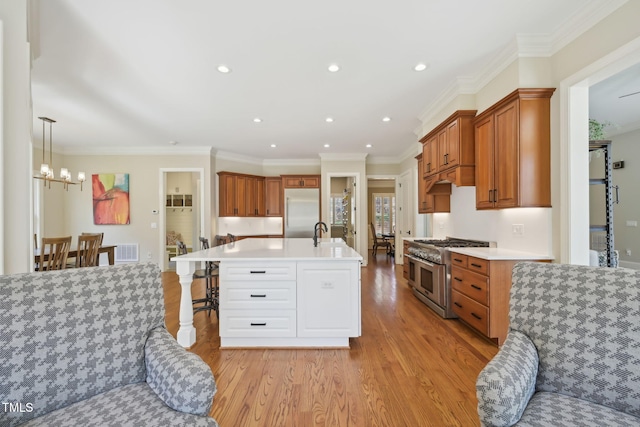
[405,237,495,318]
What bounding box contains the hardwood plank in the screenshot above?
[163,254,499,426]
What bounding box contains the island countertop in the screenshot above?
[449,247,554,261]
[172,237,363,262]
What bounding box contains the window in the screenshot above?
[372,193,395,234]
[330,194,344,225]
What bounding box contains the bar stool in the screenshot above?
[177,239,219,318]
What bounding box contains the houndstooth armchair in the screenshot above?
[0,262,218,426]
[476,262,640,427]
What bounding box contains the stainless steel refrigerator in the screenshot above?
[284,188,320,238]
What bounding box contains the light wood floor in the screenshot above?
[163,254,499,427]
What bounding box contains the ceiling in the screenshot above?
[30,0,631,162]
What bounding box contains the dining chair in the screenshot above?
[370,222,391,257]
[39,236,72,271]
[74,233,102,267]
[177,240,219,318]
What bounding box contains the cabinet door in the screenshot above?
[474,115,495,209]
[265,177,283,216]
[422,137,438,177]
[219,173,237,216]
[301,176,320,188]
[494,100,519,208]
[445,119,460,168]
[437,128,448,171]
[283,177,304,188]
[235,175,247,216]
[297,262,360,337]
[417,156,428,213]
[256,178,266,216]
[245,177,265,216]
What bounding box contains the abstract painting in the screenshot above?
[92,173,130,225]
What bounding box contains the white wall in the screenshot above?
[51,153,213,266]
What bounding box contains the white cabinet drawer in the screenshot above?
[219,310,296,337]
[221,262,296,281]
[221,281,296,309]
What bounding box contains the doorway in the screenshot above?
[329,176,357,249]
[159,168,206,271]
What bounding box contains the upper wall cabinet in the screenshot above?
[265,177,283,217]
[473,88,555,210]
[420,110,477,186]
[218,172,249,217]
[281,175,320,188]
[416,154,451,214]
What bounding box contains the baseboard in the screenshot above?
[619,260,640,270]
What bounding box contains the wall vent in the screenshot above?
[115,244,139,263]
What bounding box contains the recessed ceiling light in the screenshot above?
[328,64,340,72]
[217,65,231,73]
[382,117,391,122]
[366,144,372,148]
[253,118,262,123]
[324,144,330,148]
[414,63,428,72]
[168,140,178,146]
[325,117,334,123]
[270,144,276,148]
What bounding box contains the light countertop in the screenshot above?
[449,247,554,261]
[172,238,363,262]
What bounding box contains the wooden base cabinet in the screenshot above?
[474,88,555,209]
[450,254,547,346]
[219,260,361,348]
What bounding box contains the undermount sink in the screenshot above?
[318,239,347,247]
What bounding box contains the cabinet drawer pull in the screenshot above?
[470,263,482,268]
[250,294,267,298]
[454,302,462,308]
[454,277,463,282]
[453,258,463,262]
[471,313,482,320]
[250,270,266,274]
[250,322,267,326]
[470,284,482,290]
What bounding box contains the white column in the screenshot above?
[176,260,196,347]
[0,1,32,274]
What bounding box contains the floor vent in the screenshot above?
[115,244,139,263]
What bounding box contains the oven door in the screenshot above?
[409,256,445,307]
[407,255,418,288]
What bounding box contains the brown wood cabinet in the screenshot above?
[218,172,248,216]
[421,136,438,177]
[281,175,320,188]
[246,176,265,217]
[403,240,410,280]
[416,154,451,214]
[265,177,283,217]
[474,88,555,210]
[450,254,549,346]
[420,110,476,185]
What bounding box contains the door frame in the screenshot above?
[367,174,401,264]
[326,172,361,256]
[158,167,206,271]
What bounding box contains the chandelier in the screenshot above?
[34,117,86,190]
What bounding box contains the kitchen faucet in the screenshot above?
[313,222,328,247]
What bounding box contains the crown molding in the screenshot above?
[56,145,214,156]
[319,153,368,162]
[417,0,627,129]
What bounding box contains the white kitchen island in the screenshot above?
[172,238,363,348]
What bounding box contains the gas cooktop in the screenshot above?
[413,238,491,248]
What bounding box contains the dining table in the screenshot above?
[34,245,117,266]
